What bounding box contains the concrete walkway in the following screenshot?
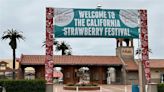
[53,85,132,92]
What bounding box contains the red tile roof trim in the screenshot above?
[124,61,138,71]
[20,55,123,66]
[149,59,164,68]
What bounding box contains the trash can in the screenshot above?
[132,84,139,92]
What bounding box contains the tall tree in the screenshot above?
[136,48,152,57]
[56,41,72,55]
[42,39,58,47]
[1,29,25,79]
[43,40,72,55]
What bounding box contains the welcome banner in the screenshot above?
[54,8,139,38]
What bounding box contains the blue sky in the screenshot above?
[0,0,164,59]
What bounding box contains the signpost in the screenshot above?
[54,8,139,38]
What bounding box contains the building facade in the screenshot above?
[0,60,19,79]
[18,39,140,84]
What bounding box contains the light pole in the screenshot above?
[136,48,146,92]
[124,64,128,92]
[97,4,102,9]
[138,60,145,92]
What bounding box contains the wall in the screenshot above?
[0,59,19,69]
[127,71,139,84]
[62,66,74,84]
[35,65,45,79]
[116,47,134,60]
[90,66,106,84]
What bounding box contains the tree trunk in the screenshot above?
[62,49,65,55]
[13,49,16,80]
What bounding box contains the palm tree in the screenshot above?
[136,48,152,56]
[43,40,72,55]
[65,50,72,55]
[42,39,58,47]
[1,29,25,79]
[56,41,72,55]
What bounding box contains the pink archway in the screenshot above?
[45,8,151,85]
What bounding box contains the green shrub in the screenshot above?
[158,83,164,92]
[66,83,74,86]
[90,82,98,86]
[0,79,46,92]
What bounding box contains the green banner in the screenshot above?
[54,8,139,38]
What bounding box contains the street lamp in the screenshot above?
[124,64,128,92]
[97,4,102,9]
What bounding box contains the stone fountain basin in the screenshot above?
[63,86,100,90]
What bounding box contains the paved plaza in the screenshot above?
[53,85,132,92]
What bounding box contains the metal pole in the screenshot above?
[2,87,6,92]
[137,23,144,92]
[139,61,145,92]
[125,86,127,92]
[55,87,57,92]
[124,65,127,92]
[76,86,79,92]
[100,86,102,92]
